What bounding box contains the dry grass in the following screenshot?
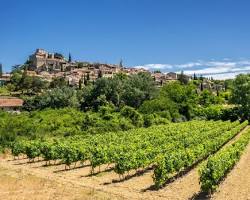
[0,166,116,200]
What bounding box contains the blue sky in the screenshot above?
[1,0,250,79]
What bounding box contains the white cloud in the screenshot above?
[175,62,202,68]
[134,64,172,70]
[135,58,250,80]
[204,72,242,80]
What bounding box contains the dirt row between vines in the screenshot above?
[0,126,250,200]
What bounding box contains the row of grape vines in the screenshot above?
[153,120,248,188]
[199,124,250,193]
[9,120,247,187]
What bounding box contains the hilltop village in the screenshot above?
[0,49,225,95]
[22,49,179,86]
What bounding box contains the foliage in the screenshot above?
[7,120,245,186]
[153,121,247,188]
[0,63,2,77]
[80,72,157,110]
[160,81,198,120]
[23,87,80,110]
[0,85,11,95]
[49,76,68,88]
[10,70,48,93]
[139,98,179,121]
[194,105,225,120]
[0,106,153,146]
[120,106,144,127]
[143,114,170,127]
[199,89,224,106]
[178,71,189,85]
[230,74,250,120]
[199,123,250,193]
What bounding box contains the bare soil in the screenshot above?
[0,126,249,200]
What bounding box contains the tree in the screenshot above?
[120,106,143,127]
[200,82,204,91]
[80,72,157,110]
[31,77,48,93]
[83,74,87,85]
[98,70,103,78]
[86,73,90,81]
[79,77,83,89]
[18,67,33,93]
[119,59,123,68]
[54,53,64,59]
[23,87,80,110]
[199,89,217,106]
[49,77,68,88]
[160,81,198,120]
[199,75,204,81]
[0,63,2,77]
[139,97,178,120]
[230,74,250,120]
[178,71,189,85]
[122,72,157,108]
[193,73,197,80]
[68,53,72,63]
[224,79,233,90]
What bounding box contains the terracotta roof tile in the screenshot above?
[0,98,24,107]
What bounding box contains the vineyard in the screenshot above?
[4,119,250,197]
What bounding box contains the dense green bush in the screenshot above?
[194,105,224,120]
[143,114,170,127]
[0,107,151,146]
[23,87,80,110]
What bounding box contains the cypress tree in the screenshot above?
[68,53,72,63]
[119,59,123,68]
[79,77,83,89]
[86,73,90,81]
[84,74,87,85]
[0,63,2,77]
[193,73,197,80]
[98,70,103,78]
[200,82,204,91]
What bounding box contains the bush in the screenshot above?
[143,114,170,127]
[194,105,224,120]
[120,106,144,127]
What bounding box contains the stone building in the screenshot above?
[152,72,178,86]
[0,73,11,86]
[29,49,70,72]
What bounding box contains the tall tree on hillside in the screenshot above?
[68,53,72,63]
[79,77,83,89]
[178,71,189,85]
[200,82,204,91]
[19,66,32,93]
[86,72,90,81]
[199,75,204,81]
[119,59,123,68]
[231,74,250,109]
[0,63,2,77]
[98,70,103,78]
[83,74,87,85]
[193,73,197,80]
